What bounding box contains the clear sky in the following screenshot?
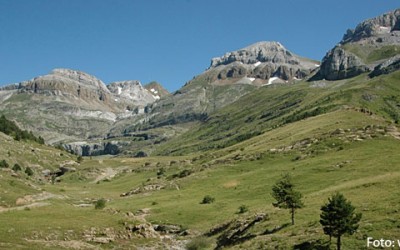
[0,0,399,92]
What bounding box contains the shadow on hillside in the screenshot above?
[206,213,267,250]
[293,239,330,250]
[263,222,290,235]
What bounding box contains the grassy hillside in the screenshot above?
[154,71,400,156]
[342,44,400,64]
[1,71,400,249]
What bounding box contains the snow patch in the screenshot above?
[379,26,390,32]
[267,77,279,85]
[254,61,261,67]
[150,88,156,93]
[153,95,160,100]
[248,77,256,82]
[315,64,320,67]
[117,87,122,95]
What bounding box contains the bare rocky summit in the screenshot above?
[210,41,319,83]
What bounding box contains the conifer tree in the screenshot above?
[320,193,362,250]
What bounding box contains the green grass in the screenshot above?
[2,133,396,249]
[1,72,400,249]
[342,44,400,64]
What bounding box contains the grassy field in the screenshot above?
[1,72,400,249]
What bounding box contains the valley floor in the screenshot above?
[1,109,400,249]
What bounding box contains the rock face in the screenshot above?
[318,47,369,80]
[210,41,318,82]
[316,8,400,81]
[342,9,400,43]
[0,68,167,147]
[108,80,158,108]
[64,141,120,156]
[15,69,113,108]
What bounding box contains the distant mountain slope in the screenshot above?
[0,69,165,145]
[133,42,318,130]
[154,70,400,156]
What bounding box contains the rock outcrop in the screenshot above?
[342,9,400,43]
[369,55,400,77]
[317,47,369,80]
[63,141,120,156]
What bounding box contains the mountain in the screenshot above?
[144,81,170,99]
[2,8,400,250]
[133,42,318,131]
[0,69,166,145]
[209,41,319,83]
[315,8,400,80]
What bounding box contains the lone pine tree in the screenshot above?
[271,173,304,225]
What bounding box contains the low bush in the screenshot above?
[201,195,215,204]
[94,198,106,209]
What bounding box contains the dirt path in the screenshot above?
[0,191,65,213]
[91,167,117,183]
[0,202,50,213]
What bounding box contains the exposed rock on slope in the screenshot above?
[108,80,158,109]
[317,47,369,80]
[369,54,400,77]
[316,9,400,81]
[15,68,113,109]
[210,41,319,82]
[342,9,400,43]
[0,69,164,145]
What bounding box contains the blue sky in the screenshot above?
[0,0,399,92]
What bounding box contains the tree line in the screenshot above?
[0,115,44,144]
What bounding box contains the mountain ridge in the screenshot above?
[315,8,400,81]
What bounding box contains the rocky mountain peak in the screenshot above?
[108,80,157,105]
[51,68,109,93]
[207,41,318,83]
[144,81,170,99]
[210,41,299,68]
[342,9,400,43]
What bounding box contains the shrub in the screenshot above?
[186,236,211,250]
[12,163,22,171]
[238,204,249,214]
[0,159,9,168]
[201,195,215,204]
[25,167,34,176]
[95,198,106,210]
